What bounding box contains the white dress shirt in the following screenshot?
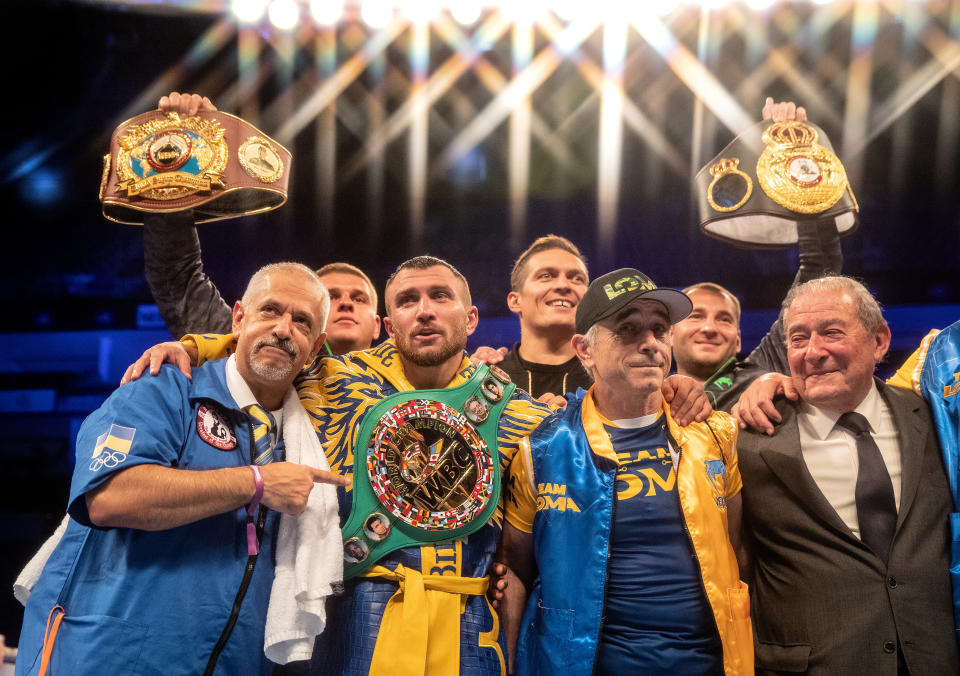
[225,354,284,446]
[797,382,902,539]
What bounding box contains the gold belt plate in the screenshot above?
[755,121,849,214]
[114,112,228,201]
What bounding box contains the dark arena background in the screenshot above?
[2,0,959,661]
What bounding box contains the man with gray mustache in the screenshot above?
[14,263,349,675]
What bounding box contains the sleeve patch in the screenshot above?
[90,424,136,471]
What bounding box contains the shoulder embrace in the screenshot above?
[706,408,736,430]
[124,363,193,398]
[88,364,193,437]
[505,390,555,418]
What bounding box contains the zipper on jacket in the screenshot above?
[202,418,267,676]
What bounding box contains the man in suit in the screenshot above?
[735,275,958,675]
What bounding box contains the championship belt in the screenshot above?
[341,364,515,579]
[695,119,859,248]
[100,109,291,225]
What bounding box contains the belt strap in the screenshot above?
[364,564,489,676]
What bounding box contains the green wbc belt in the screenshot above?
[341,363,515,579]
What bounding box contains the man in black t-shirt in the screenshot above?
[672,280,784,412]
[478,235,593,399]
[479,99,837,407]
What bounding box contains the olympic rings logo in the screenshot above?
[89,451,127,472]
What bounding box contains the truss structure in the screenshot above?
[102,1,960,268]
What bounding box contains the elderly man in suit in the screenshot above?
[735,276,958,675]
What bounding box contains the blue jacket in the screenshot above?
[917,320,960,638]
[16,360,277,676]
[513,389,752,675]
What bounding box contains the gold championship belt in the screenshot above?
[341,364,515,579]
[100,110,291,225]
[695,119,858,248]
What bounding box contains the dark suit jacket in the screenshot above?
[738,379,959,675]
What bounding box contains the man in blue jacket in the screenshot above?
[15,263,348,676]
[500,268,752,675]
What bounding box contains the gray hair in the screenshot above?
[581,324,600,349]
[241,262,330,332]
[782,275,887,335]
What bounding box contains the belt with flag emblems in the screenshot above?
[340,363,514,580]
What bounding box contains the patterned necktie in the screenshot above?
[245,404,277,465]
[836,411,897,564]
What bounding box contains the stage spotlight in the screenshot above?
[19,167,62,207]
[498,0,546,23]
[268,0,300,29]
[609,0,675,21]
[406,0,439,24]
[310,0,344,25]
[361,0,394,28]
[449,0,483,25]
[551,0,583,22]
[622,0,680,18]
[231,0,267,23]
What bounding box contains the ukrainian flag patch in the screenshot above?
[90,424,136,472]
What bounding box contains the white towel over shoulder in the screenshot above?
[13,515,70,605]
[264,387,344,664]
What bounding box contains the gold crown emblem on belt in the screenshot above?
[709,158,740,176]
[763,121,818,147]
[756,121,852,214]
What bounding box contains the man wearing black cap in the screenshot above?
[499,269,752,675]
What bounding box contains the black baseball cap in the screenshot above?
[575,268,692,334]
